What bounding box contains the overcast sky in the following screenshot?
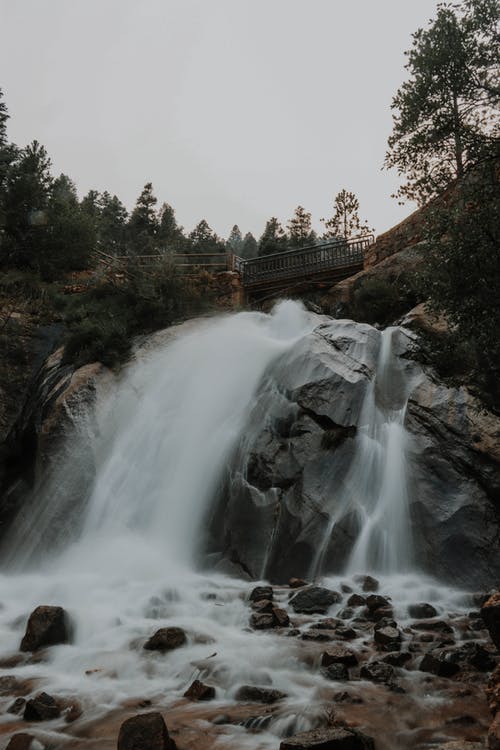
[1,0,440,239]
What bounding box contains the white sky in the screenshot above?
[0,0,440,239]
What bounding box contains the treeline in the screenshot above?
[0,91,373,279]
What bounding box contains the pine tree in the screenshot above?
[127,182,159,254]
[227,224,243,254]
[385,0,500,204]
[258,217,288,256]
[188,219,225,254]
[287,205,314,248]
[157,202,186,252]
[99,192,128,255]
[241,232,258,259]
[322,189,372,240]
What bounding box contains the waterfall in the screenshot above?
[311,326,417,577]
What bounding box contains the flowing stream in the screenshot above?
[0,301,476,749]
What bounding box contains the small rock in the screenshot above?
[8,697,26,715]
[374,626,402,647]
[183,680,216,701]
[481,592,500,650]
[408,603,438,619]
[321,663,349,681]
[301,630,334,642]
[6,735,37,750]
[250,613,276,630]
[420,651,460,678]
[340,583,353,594]
[23,692,61,721]
[355,575,379,592]
[365,594,388,612]
[252,599,274,614]
[412,620,453,634]
[360,661,395,684]
[383,651,412,667]
[143,627,187,652]
[290,586,341,614]
[235,685,286,704]
[117,711,176,750]
[347,594,366,607]
[273,608,290,627]
[289,578,308,588]
[20,606,70,652]
[280,725,375,749]
[336,626,357,640]
[369,606,394,622]
[314,618,340,630]
[249,586,273,602]
[321,646,358,667]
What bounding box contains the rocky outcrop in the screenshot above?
[208,319,500,588]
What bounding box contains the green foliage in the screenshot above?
[227,224,243,254]
[385,0,500,205]
[287,205,315,248]
[127,182,159,255]
[420,155,500,404]
[322,189,372,239]
[188,219,225,255]
[157,202,185,252]
[258,217,288,256]
[351,275,419,325]
[241,231,258,259]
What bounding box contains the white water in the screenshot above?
[0,303,474,749]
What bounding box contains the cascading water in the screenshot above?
[0,302,478,750]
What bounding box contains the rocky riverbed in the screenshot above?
[0,573,498,749]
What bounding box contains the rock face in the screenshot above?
[20,605,71,652]
[207,319,500,588]
[117,712,176,750]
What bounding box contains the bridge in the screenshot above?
[93,234,374,302]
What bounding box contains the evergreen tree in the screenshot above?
[188,219,225,254]
[127,182,159,254]
[99,192,128,255]
[227,224,243,254]
[322,189,372,240]
[258,217,288,256]
[0,88,7,148]
[385,0,500,204]
[0,88,17,247]
[157,202,186,252]
[287,205,314,248]
[241,231,258,259]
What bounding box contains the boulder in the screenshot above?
[289,578,308,588]
[419,651,461,678]
[143,627,186,652]
[250,613,276,630]
[321,646,358,668]
[360,661,395,684]
[235,685,286,704]
[290,587,341,614]
[347,594,366,607]
[365,595,390,612]
[249,586,273,602]
[408,603,438,619]
[482,593,500,650]
[321,663,349,681]
[280,726,375,749]
[355,575,379,592]
[23,692,61,721]
[117,712,176,750]
[374,626,401,647]
[6,736,37,750]
[20,606,70,652]
[183,680,215,701]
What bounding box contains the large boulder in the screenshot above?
[280,726,375,749]
[20,606,71,652]
[117,712,176,750]
[290,586,341,615]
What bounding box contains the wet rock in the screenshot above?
[321,663,349,681]
[419,650,461,678]
[289,578,308,588]
[412,619,454,634]
[369,606,394,622]
[143,627,187,652]
[23,692,61,721]
[250,612,276,630]
[273,607,290,627]
[249,586,274,602]
[341,583,353,594]
[408,602,438,619]
[481,592,500,650]
[8,697,26,715]
[448,641,495,672]
[383,651,412,667]
[5,735,38,750]
[20,605,70,652]
[347,594,366,607]
[280,725,375,749]
[360,661,395,684]
[321,646,358,667]
[0,676,33,696]
[117,711,176,750]
[336,626,357,640]
[434,742,485,749]
[489,713,500,750]
[314,618,340,630]
[355,575,379,592]
[64,700,83,722]
[486,664,500,715]
[235,685,286,704]
[290,586,341,614]
[302,630,334,642]
[183,679,216,701]
[365,594,389,612]
[252,598,274,614]
[374,625,402,648]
